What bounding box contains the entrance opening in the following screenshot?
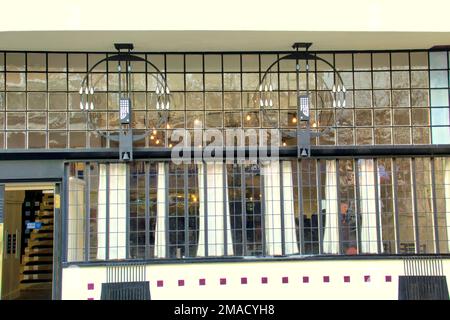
[1,183,55,300]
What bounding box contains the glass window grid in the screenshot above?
[0,50,447,149]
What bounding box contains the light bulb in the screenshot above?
[90,87,94,95]
[259,84,262,92]
[265,99,268,107]
[343,100,346,107]
[156,87,160,95]
[292,117,297,124]
[342,85,346,93]
[333,100,336,108]
[260,99,264,107]
[166,101,170,110]
[337,100,341,108]
[156,101,160,110]
[169,143,173,148]
[246,114,251,121]
[283,142,287,147]
[269,99,273,107]
[269,84,273,92]
[79,87,83,95]
[332,85,336,93]
[264,84,268,92]
[166,124,170,129]
[90,102,94,110]
[85,87,89,94]
[337,85,341,92]
[85,102,89,110]
[166,87,170,94]
[153,129,157,135]
[156,139,160,144]
[80,101,84,110]
[150,135,154,140]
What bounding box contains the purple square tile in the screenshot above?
[385,275,392,282]
[157,280,164,287]
[178,280,185,287]
[87,283,94,290]
[282,276,289,284]
[364,275,371,282]
[302,276,309,283]
[220,278,227,285]
[199,278,206,286]
[323,276,330,283]
[261,277,268,284]
[344,276,350,283]
[241,277,248,285]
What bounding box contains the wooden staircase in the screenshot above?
[19,193,54,289]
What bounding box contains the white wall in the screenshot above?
[61,258,450,300]
[1,0,450,32]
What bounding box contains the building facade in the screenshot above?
[1,0,450,300]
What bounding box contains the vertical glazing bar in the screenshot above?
[316,159,323,254]
[430,158,440,254]
[144,162,150,259]
[354,159,362,254]
[62,163,69,262]
[203,161,208,257]
[126,163,130,259]
[105,163,110,260]
[335,159,343,254]
[391,158,401,254]
[223,162,228,256]
[411,158,420,254]
[84,162,90,261]
[373,158,382,254]
[241,164,247,256]
[260,160,266,256]
[164,162,169,258]
[279,161,286,255]
[297,159,304,255]
[184,164,189,257]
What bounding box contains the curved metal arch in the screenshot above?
[80,53,172,143]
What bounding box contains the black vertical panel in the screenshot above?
[0,184,4,223]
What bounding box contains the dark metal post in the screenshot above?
[203,161,209,257]
[411,158,420,254]
[297,159,304,254]
[373,158,382,254]
[430,158,440,254]
[105,163,110,260]
[391,158,401,254]
[316,159,323,254]
[354,159,362,254]
[84,162,90,261]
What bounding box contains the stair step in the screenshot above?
[30,233,53,240]
[23,256,53,263]
[22,264,53,272]
[28,240,53,247]
[20,274,52,281]
[20,279,52,284]
[22,270,52,275]
[25,247,53,255]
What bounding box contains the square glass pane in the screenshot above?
[68,73,85,91]
[0,93,4,110]
[413,127,430,144]
[91,73,107,91]
[6,92,26,110]
[411,71,428,88]
[186,55,203,72]
[354,90,372,108]
[411,89,428,107]
[204,74,222,91]
[223,55,240,72]
[374,108,391,126]
[69,112,86,130]
[338,128,354,145]
[7,131,26,148]
[186,111,204,128]
[27,53,46,71]
[335,54,353,71]
[48,73,67,91]
[186,73,203,91]
[430,70,448,88]
[0,73,4,90]
[204,55,221,72]
[185,92,203,110]
[7,112,26,129]
[6,53,25,71]
[393,109,410,125]
[356,128,373,144]
[431,107,449,126]
[374,127,392,144]
[131,92,146,110]
[224,112,241,127]
[430,51,448,69]
[27,92,47,110]
[0,53,4,71]
[393,127,411,144]
[223,73,241,91]
[29,132,48,150]
[410,52,428,69]
[28,112,47,130]
[167,73,184,91]
[205,92,222,110]
[223,92,241,109]
[27,73,47,91]
[68,54,87,72]
[6,73,26,91]
[392,71,410,89]
[430,89,449,107]
[373,90,391,108]
[89,54,107,72]
[48,53,67,71]
[412,108,429,126]
[166,55,183,72]
[354,72,372,89]
[372,53,390,70]
[353,53,371,70]
[373,72,390,89]
[262,110,278,128]
[242,55,259,72]
[49,93,67,110]
[69,131,86,148]
[392,90,410,107]
[391,52,409,70]
[355,109,372,126]
[49,131,67,148]
[242,73,259,91]
[205,111,223,128]
[49,112,67,130]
